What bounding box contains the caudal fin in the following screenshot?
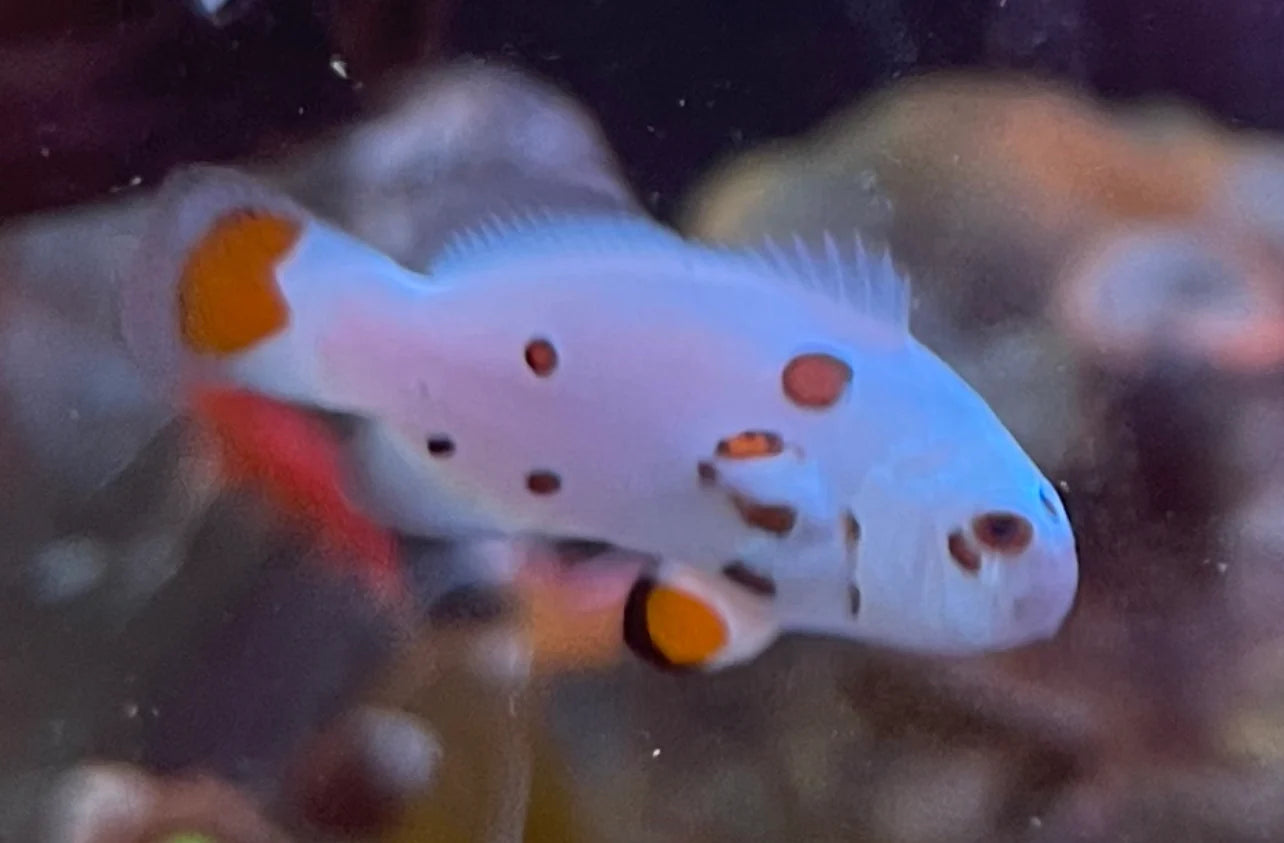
[118,164,424,415]
[118,165,308,399]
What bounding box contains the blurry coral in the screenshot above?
[39,762,294,843]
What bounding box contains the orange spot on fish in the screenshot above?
[190,387,403,608]
[948,530,982,574]
[715,430,784,459]
[844,510,862,552]
[524,337,558,377]
[642,583,728,667]
[178,210,300,354]
[730,494,797,536]
[782,352,852,408]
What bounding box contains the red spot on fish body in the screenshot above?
[782,352,852,409]
[189,387,405,610]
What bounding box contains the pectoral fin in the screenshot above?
[622,560,780,672]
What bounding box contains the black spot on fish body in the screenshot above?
[721,561,777,596]
[426,435,455,457]
[526,470,562,495]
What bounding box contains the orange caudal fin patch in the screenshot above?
[178,210,300,355]
[190,386,406,610]
[119,165,315,399]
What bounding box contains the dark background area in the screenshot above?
[1,0,1282,221]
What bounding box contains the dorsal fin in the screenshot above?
[431,208,913,335]
[431,208,687,275]
[743,231,912,333]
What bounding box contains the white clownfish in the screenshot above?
[118,165,1079,672]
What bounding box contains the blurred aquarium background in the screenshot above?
[7,1,1284,841]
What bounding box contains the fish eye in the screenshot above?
[971,512,1034,555]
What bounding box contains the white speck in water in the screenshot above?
[1029,816,1042,828]
[1216,562,1229,574]
[122,702,139,719]
[297,107,306,116]
[329,55,349,79]
[107,176,143,194]
[677,97,687,107]
[651,748,661,758]
[39,146,50,158]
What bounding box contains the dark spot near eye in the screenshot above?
[1039,485,1059,521]
[722,561,777,596]
[972,512,1033,554]
[526,470,561,495]
[731,495,797,536]
[848,583,862,616]
[524,337,558,376]
[697,461,718,485]
[716,430,784,459]
[426,435,454,457]
[844,511,861,551]
[782,352,852,409]
[948,530,982,574]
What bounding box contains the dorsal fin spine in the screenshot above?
[429,209,912,334]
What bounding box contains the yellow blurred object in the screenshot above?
[516,567,628,675]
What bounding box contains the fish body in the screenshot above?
[121,166,1078,670]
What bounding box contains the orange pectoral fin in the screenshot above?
[178,210,301,355]
[622,562,782,672]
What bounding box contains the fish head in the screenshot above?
[805,346,1081,657]
[837,425,1078,656]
